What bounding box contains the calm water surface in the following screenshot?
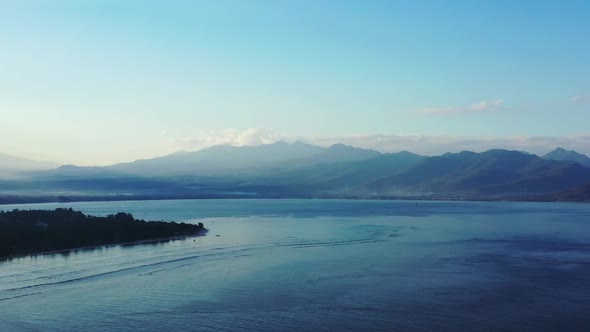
[0,199,589,331]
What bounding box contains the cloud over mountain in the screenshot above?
[174,128,284,151]
[171,129,590,157]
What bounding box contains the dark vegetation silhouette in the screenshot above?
[0,208,205,258]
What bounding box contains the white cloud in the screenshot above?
[174,128,288,151]
[415,100,504,115]
[170,128,590,156]
[571,95,590,105]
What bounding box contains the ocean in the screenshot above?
[1,199,589,331]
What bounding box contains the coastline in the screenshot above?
[0,193,587,206]
[0,228,208,261]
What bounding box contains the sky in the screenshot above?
[1,0,589,165]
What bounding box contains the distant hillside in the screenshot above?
[247,151,424,189]
[0,153,58,178]
[55,141,382,177]
[542,147,590,167]
[363,149,590,197]
[3,146,590,203]
[269,143,381,171]
[552,183,590,202]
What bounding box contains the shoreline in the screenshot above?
[0,195,587,206]
[0,229,208,261]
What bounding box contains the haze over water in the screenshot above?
[1,199,589,331]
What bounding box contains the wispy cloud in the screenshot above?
[571,95,590,105]
[174,128,286,151]
[415,100,504,115]
[170,128,590,156]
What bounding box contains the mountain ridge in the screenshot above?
[43,141,381,177]
[542,147,590,167]
[363,149,590,197]
[0,153,59,178]
[2,143,590,203]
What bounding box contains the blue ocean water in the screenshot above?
[0,199,589,331]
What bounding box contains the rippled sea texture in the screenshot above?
[1,199,589,331]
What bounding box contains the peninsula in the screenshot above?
[0,208,206,259]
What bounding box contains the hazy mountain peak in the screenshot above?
[392,150,422,158]
[0,153,59,179]
[0,153,58,171]
[328,143,354,150]
[442,150,477,158]
[542,147,590,167]
[544,147,583,157]
[481,149,527,156]
[292,140,318,147]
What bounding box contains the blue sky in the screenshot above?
[1,0,589,165]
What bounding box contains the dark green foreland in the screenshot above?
[0,208,206,259]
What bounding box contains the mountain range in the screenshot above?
[1,144,590,203]
[41,142,380,177]
[0,153,58,179]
